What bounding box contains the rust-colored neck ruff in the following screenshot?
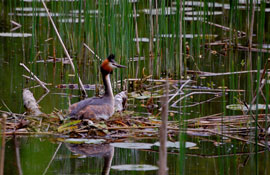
[101,59,113,74]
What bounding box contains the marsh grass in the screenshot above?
[2,0,270,174]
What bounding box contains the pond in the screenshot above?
[1,0,270,174]
[3,136,270,175]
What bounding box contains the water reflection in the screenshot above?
[65,143,114,175]
[14,136,23,175]
[2,136,270,174]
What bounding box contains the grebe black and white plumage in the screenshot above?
[68,54,126,120]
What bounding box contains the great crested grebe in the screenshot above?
[68,54,126,120]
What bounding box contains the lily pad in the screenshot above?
[0,33,32,37]
[185,11,223,16]
[226,104,270,111]
[133,37,157,42]
[158,34,218,39]
[65,138,105,144]
[110,142,153,149]
[15,7,45,12]
[129,91,152,100]
[111,164,158,171]
[58,18,85,23]
[153,141,196,148]
[179,1,224,7]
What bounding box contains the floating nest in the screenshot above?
[1,85,270,150]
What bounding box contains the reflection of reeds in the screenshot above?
[14,136,23,175]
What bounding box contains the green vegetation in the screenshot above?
[0,0,270,174]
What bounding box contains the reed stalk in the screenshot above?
[0,114,7,175]
[41,0,87,97]
[158,80,168,175]
[179,0,183,78]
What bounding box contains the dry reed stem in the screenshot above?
[158,80,169,175]
[191,69,269,77]
[133,3,140,78]
[41,0,87,96]
[20,63,50,92]
[171,91,222,107]
[83,43,102,61]
[0,114,7,175]
[179,0,183,78]
[206,129,267,148]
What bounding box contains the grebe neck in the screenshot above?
[103,74,114,98]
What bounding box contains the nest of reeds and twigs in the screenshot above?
[1,82,270,150]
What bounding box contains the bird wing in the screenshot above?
[68,97,111,117]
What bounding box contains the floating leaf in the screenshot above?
[185,11,223,16]
[15,7,45,12]
[158,34,218,39]
[65,138,105,144]
[153,141,196,148]
[0,33,32,37]
[226,104,270,111]
[58,18,85,23]
[111,164,158,171]
[110,142,153,149]
[129,91,152,100]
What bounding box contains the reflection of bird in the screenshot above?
[68,54,126,120]
[65,143,114,175]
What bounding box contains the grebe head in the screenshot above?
[101,54,126,75]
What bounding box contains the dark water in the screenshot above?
[1,0,270,174]
[2,136,270,175]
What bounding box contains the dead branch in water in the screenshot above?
[205,21,246,36]
[23,89,43,116]
[20,63,49,92]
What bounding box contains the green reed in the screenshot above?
[16,0,270,173]
[262,0,269,171]
[257,0,266,174]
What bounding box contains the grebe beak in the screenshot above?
[111,60,126,68]
[113,63,126,68]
